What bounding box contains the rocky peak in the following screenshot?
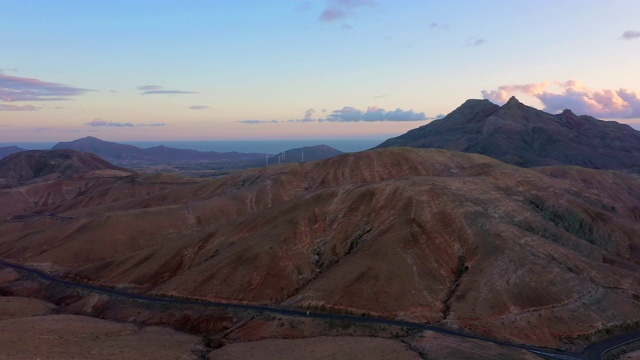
[503,96,522,107]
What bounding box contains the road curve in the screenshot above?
[2,258,637,359]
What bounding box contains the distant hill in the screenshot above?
[52,136,266,164]
[0,149,131,186]
[267,145,343,165]
[52,137,147,161]
[377,96,640,171]
[0,146,26,160]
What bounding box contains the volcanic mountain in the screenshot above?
[52,136,266,164]
[2,147,640,349]
[377,96,640,171]
[0,149,132,187]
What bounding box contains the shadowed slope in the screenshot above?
[377,97,640,171]
[0,149,132,187]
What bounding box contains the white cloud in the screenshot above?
[482,80,640,118]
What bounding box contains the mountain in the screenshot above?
[0,149,132,187]
[377,96,640,171]
[2,147,640,349]
[52,137,147,161]
[267,145,343,165]
[0,146,26,160]
[52,136,267,164]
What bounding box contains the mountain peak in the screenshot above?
[504,96,522,106]
[376,97,640,171]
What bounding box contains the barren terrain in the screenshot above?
[2,147,640,352]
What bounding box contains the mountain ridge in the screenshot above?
[52,136,267,163]
[377,96,640,171]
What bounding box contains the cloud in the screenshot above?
[467,37,487,46]
[481,82,551,103]
[287,118,316,123]
[137,85,198,95]
[621,30,640,40]
[85,118,167,127]
[294,2,313,11]
[189,105,209,110]
[0,104,38,111]
[481,80,640,118]
[429,22,449,30]
[326,106,428,122]
[237,120,279,124]
[238,105,429,124]
[86,118,134,127]
[0,72,92,102]
[304,108,316,120]
[319,0,376,22]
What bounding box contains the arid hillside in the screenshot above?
[0,149,132,188]
[2,147,640,349]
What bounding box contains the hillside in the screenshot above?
[0,149,132,187]
[1,147,640,349]
[377,97,640,171]
[0,146,26,160]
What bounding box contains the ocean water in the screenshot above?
[0,138,386,154]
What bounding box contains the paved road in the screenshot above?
[1,259,638,359]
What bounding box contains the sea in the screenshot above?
[0,138,387,154]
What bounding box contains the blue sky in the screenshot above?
[1,0,640,141]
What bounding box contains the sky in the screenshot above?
[1,0,640,142]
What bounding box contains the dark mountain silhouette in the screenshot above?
[52,137,146,161]
[267,144,344,165]
[377,96,640,171]
[52,136,266,163]
[0,149,131,186]
[0,146,26,160]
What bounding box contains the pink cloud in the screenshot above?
[0,104,38,111]
[482,80,640,118]
[0,72,91,102]
[621,30,640,40]
[319,0,376,22]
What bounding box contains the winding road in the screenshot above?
[1,258,638,360]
